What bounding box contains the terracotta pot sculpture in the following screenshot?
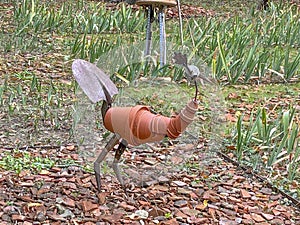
[72,55,201,191]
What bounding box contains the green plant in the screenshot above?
[0,150,55,174]
[165,212,172,219]
[230,106,300,185]
[184,2,300,83]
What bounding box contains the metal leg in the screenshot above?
[145,6,153,59]
[94,134,120,191]
[112,139,127,186]
[177,0,184,46]
[158,6,166,67]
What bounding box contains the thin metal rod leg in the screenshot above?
[94,134,120,191]
[158,6,166,67]
[177,0,184,46]
[112,139,127,187]
[145,6,153,59]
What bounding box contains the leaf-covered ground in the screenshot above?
[1,143,300,224]
[1,1,300,224]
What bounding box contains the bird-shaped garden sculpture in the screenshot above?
[72,53,199,191]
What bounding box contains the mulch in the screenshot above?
[0,143,299,224]
[1,1,300,224]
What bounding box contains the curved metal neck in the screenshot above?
[101,86,113,121]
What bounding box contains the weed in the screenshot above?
[0,150,55,174]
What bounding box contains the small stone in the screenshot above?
[163,218,179,225]
[272,209,281,216]
[218,186,230,193]
[1,213,11,222]
[242,219,255,225]
[158,176,169,184]
[134,210,148,219]
[247,206,260,213]
[220,208,237,217]
[66,145,75,151]
[195,203,207,211]
[233,175,246,182]
[101,213,123,223]
[219,217,238,225]
[60,209,75,218]
[196,188,205,196]
[274,205,286,212]
[148,208,165,217]
[119,202,135,211]
[251,213,265,222]
[260,187,272,195]
[3,205,19,214]
[240,189,251,198]
[39,170,50,175]
[81,200,98,212]
[261,213,274,221]
[181,208,199,217]
[191,181,203,188]
[62,182,77,189]
[203,191,219,202]
[36,212,46,222]
[154,216,166,221]
[228,196,242,203]
[177,188,191,195]
[235,218,243,223]
[190,192,199,200]
[174,200,188,208]
[285,220,292,225]
[207,204,219,210]
[97,192,108,205]
[145,180,159,186]
[62,197,75,207]
[269,218,284,224]
[81,176,91,184]
[144,159,156,165]
[270,194,282,201]
[23,222,33,225]
[153,185,169,192]
[11,214,26,221]
[84,222,95,225]
[172,181,187,187]
[19,182,34,187]
[170,156,184,164]
[174,210,188,219]
[187,216,209,224]
[243,214,252,220]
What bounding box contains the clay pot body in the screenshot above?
[104,100,198,146]
[104,105,170,146]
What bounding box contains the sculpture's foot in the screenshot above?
[93,134,120,191]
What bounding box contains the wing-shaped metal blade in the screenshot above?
[72,59,118,103]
